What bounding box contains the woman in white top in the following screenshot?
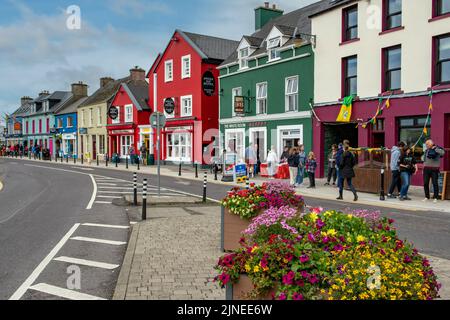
[267,146,278,178]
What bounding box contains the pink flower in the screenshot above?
[278,293,287,300]
[316,219,325,229]
[292,292,304,300]
[299,255,310,263]
[308,233,316,242]
[219,273,230,285]
[309,274,319,284]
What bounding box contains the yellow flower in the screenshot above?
[310,213,318,222]
[251,246,259,253]
[245,264,251,272]
[347,214,353,219]
[356,235,366,242]
[253,266,260,273]
[327,229,337,237]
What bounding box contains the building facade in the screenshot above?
[78,77,129,160]
[219,2,325,163]
[148,30,239,164]
[107,67,150,159]
[5,97,33,147]
[310,0,450,184]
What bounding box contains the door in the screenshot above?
[250,128,267,163]
[92,135,97,160]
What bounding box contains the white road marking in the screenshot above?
[9,224,81,300]
[98,191,134,194]
[94,201,112,204]
[29,283,106,300]
[97,195,122,199]
[98,186,134,190]
[72,167,94,171]
[130,222,137,225]
[70,236,126,246]
[81,223,130,229]
[97,183,118,186]
[86,174,97,210]
[54,256,119,270]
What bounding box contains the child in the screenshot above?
[305,152,317,189]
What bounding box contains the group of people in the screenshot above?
[388,139,445,202]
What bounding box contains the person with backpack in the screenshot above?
[399,146,417,201]
[337,143,358,202]
[423,139,445,203]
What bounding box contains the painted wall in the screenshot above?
[77,102,109,158]
[312,0,450,103]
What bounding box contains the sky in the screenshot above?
[0,0,318,121]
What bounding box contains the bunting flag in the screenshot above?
[386,98,391,109]
[336,96,354,122]
[423,127,428,135]
[412,91,434,148]
[357,94,392,129]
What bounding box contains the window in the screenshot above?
[436,0,450,16]
[398,116,431,161]
[239,48,249,69]
[267,37,281,61]
[26,121,29,134]
[97,108,102,126]
[225,129,245,160]
[232,87,242,117]
[435,34,450,85]
[99,135,105,154]
[80,111,84,127]
[383,46,402,91]
[67,116,73,127]
[112,107,120,124]
[180,96,192,117]
[384,0,402,30]
[167,132,192,161]
[57,118,63,128]
[343,56,358,97]
[125,105,133,122]
[165,60,173,82]
[285,76,299,112]
[89,108,93,126]
[181,55,191,79]
[343,5,358,41]
[32,120,35,134]
[121,135,133,157]
[256,83,268,114]
[46,118,49,133]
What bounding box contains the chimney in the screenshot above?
[71,81,88,97]
[100,77,115,88]
[39,91,49,97]
[255,2,283,31]
[21,96,33,106]
[130,66,146,81]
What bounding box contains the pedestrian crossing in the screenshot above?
[91,175,187,206]
[11,222,131,300]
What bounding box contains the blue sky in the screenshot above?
[0,0,317,118]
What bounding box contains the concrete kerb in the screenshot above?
[0,180,3,192]
[113,223,140,300]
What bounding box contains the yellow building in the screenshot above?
[77,76,129,160]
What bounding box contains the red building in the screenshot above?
[107,67,150,159]
[148,30,238,164]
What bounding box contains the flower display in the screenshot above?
[215,209,440,300]
[221,181,305,220]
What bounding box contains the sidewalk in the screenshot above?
[113,197,224,300]
[4,156,450,213]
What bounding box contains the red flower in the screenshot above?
[292,293,304,300]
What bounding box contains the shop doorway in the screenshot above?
[446,115,450,171]
[277,125,303,158]
[92,135,97,160]
[324,123,359,171]
[250,128,267,164]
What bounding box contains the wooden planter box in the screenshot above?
[227,275,275,300]
[222,207,253,252]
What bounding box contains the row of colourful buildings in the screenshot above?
[4,0,450,184]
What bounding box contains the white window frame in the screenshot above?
[224,128,245,161]
[256,82,268,115]
[181,55,191,79]
[166,131,192,162]
[67,116,73,128]
[112,106,120,124]
[180,95,193,117]
[239,48,249,70]
[267,37,281,62]
[249,127,268,162]
[57,118,63,128]
[121,135,133,157]
[165,60,173,82]
[285,76,299,112]
[231,87,242,117]
[89,108,93,127]
[97,107,102,126]
[277,124,303,158]
[125,104,133,123]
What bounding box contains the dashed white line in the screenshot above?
[71,236,126,246]
[54,256,119,270]
[81,223,130,229]
[97,195,122,199]
[9,224,81,300]
[94,201,112,204]
[86,174,97,210]
[29,283,106,300]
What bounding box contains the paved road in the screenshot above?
[2,157,450,297]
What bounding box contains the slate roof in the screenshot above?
[124,81,149,111]
[220,0,331,66]
[80,76,131,108]
[12,101,33,117]
[56,96,88,115]
[309,0,356,18]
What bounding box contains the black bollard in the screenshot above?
[74,155,76,164]
[106,156,108,167]
[126,156,129,169]
[380,167,386,201]
[66,155,69,163]
[133,172,138,206]
[214,163,218,181]
[61,154,63,163]
[179,160,182,177]
[137,159,140,171]
[97,156,99,166]
[203,172,207,203]
[195,162,198,178]
[142,178,147,220]
[246,177,250,190]
[81,154,83,165]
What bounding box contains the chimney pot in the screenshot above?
[100,77,115,88]
[130,66,146,81]
[71,81,88,97]
[273,4,276,9]
[265,2,269,8]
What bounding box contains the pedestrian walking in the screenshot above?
[325,144,338,186]
[335,143,344,190]
[306,151,317,189]
[280,146,289,163]
[245,143,257,178]
[337,143,358,202]
[140,144,147,165]
[387,141,405,198]
[287,147,300,187]
[399,146,417,201]
[296,144,306,186]
[423,139,445,203]
[266,146,278,178]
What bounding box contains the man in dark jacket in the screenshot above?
[423,139,445,202]
[387,141,406,198]
[337,144,358,202]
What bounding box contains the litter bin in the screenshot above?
[148,154,155,166]
[112,153,120,164]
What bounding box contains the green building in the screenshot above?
[218,1,326,163]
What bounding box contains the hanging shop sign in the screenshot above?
[164,98,175,115]
[234,96,245,115]
[202,71,215,96]
[108,106,119,120]
[79,128,88,135]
